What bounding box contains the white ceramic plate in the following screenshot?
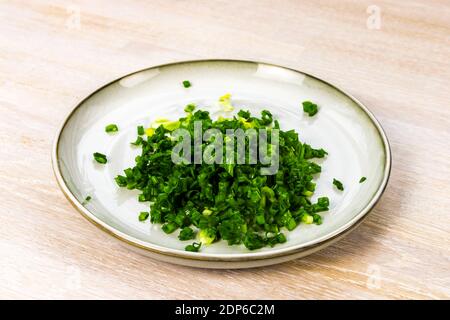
[53,60,391,268]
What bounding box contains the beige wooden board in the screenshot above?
[0,0,449,299]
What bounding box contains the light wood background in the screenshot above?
[0,0,449,300]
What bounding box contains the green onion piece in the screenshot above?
[184,104,196,113]
[131,136,143,146]
[303,144,328,159]
[185,242,201,252]
[302,214,314,224]
[198,228,216,245]
[202,208,213,216]
[313,214,322,225]
[267,233,286,247]
[302,101,318,117]
[114,175,127,187]
[333,178,344,191]
[260,110,273,125]
[302,190,313,197]
[105,124,119,133]
[137,126,144,135]
[93,152,107,164]
[182,80,191,88]
[82,195,92,205]
[359,177,367,183]
[286,218,297,231]
[138,212,149,222]
[255,214,265,225]
[243,233,265,250]
[237,109,251,119]
[178,227,195,241]
[162,222,178,234]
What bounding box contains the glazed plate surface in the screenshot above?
[53,60,390,268]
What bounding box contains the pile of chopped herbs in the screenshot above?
[114,105,329,251]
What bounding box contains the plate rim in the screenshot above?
[52,58,392,262]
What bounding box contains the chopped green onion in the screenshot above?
[302,101,318,117]
[82,195,92,205]
[302,190,314,197]
[93,152,107,164]
[359,177,367,183]
[267,233,286,247]
[243,233,265,250]
[114,102,330,251]
[260,110,273,125]
[286,218,297,230]
[105,124,119,133]
[178,227,195,241]
[256,214,265,225]
[184,104,196,113]
[202,208,212,216]
[198,228,216,245]
[238,109,251,119]
[138,212,149,222]
[162,222,178,234]
[114,175,127,187]
[182,80,191,88]
[302,214,314,224]
[333,178,344,191]
[185,242,201,252]
[137,126,144,135]
[131,136,143,146]
[313,214,322,225]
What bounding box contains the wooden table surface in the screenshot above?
[1,0,449,300]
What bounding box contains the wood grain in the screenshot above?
[0,0,449,299]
